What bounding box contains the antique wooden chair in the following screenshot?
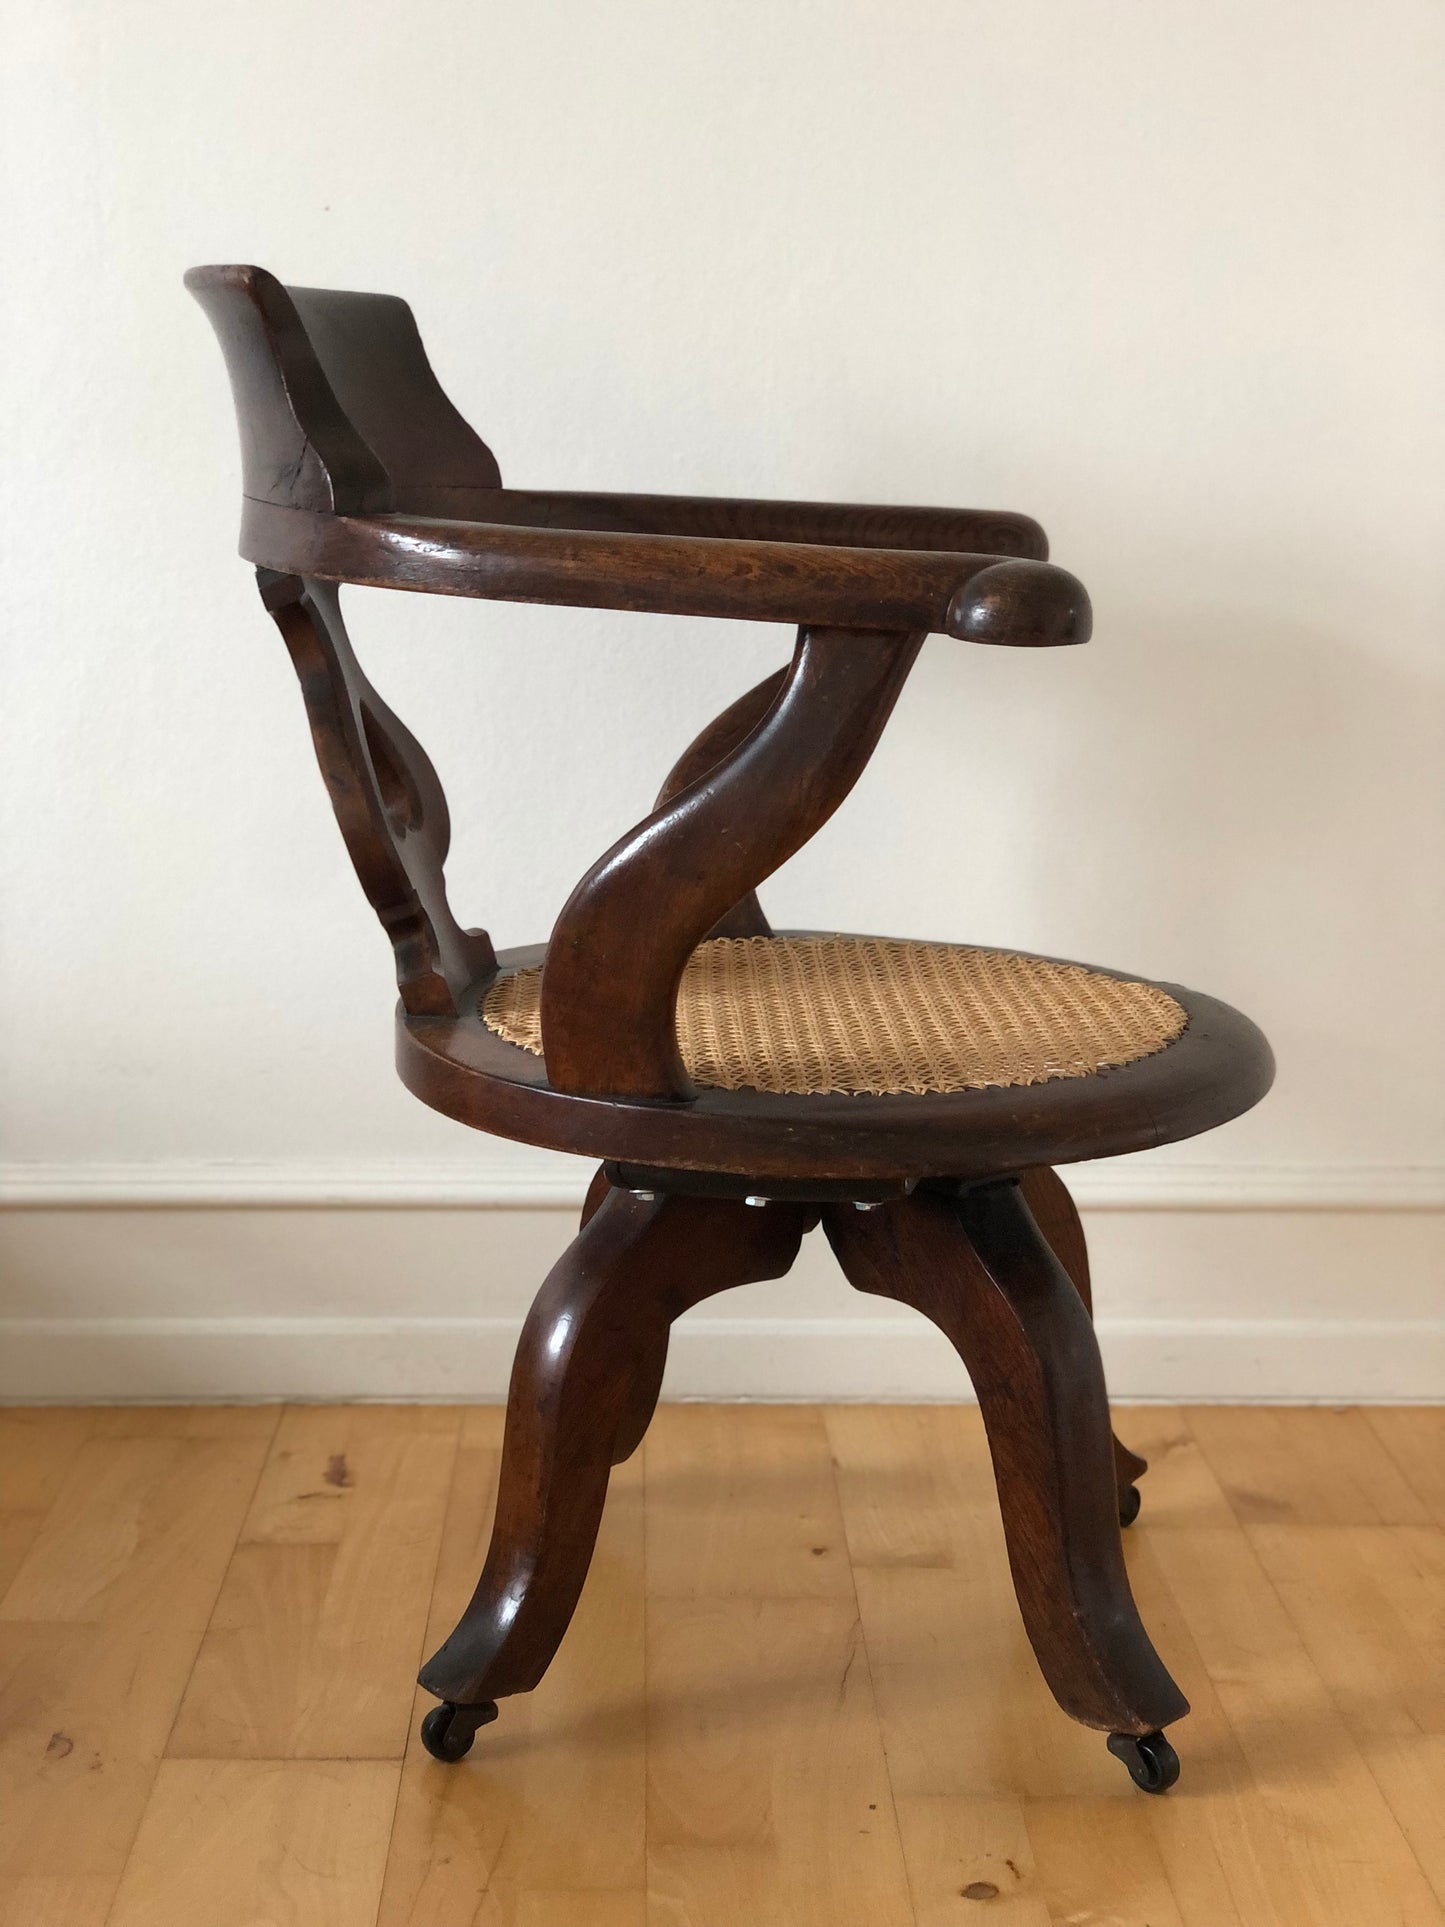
[188,264,1273,1794]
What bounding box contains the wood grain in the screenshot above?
[539,628,923,1098]
[828,1404,1116,1800]
[0,1419,273,1631]
[169,1404,458,1759]
[646,1407,913,1927]
[1366,1407,1445,1526]
[1018,1163,1149,1495]
[445,487,1047,558]
[378,1408,647,1926]
[5,1403,1443,1926]
[648,664,787,941]
[105,1759,398,1927]
[1148,1517,1441,1924]
[0,1409,276,1927]
[187,265,1086,642]
[0,1409,92,1602]
[418,1190,811,1709]
[1186,1404,1432,1526]
[258,570,495,1016]
[240,495,1089,641]
[1248,1522,1445,1905]
[643,1402,854,1603]
[825,1183,1188,1735]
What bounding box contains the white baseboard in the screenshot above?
[1,1312,1441,1404]
[3,1155,1443,1211]
[1,1157,1441,1403]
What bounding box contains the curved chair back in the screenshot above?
[185,265,501,515]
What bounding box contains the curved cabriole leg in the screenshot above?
[419,1188,812,1720]
[823,1181,1187,1745]
[609,1330,671,1468]
[580,1166,612,1228]
[1018,1165,1149,1520]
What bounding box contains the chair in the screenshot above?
[187,264,1273,1794]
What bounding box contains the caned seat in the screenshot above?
[399,932,1265,1187]
[190,263,1272,1794]
[486,935,1189,1094]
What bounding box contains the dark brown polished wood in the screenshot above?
[418,1186,816,1710]
[257,571,495,1015]
[651,665,787,940]
[823,1180,1187,1735]
[541,626,924,1098]
[189,262,1274,1787]
[237,496,1087,642]
[185,265,1088,640]
[1019,1164,1151,1499]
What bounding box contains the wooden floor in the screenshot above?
[1,1403,1442,1926]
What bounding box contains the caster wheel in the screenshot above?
[1107,1728,1180,1794]
[1118,1484,1142,1528]
[419,1699,498,1762]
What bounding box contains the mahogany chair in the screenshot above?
[187,264,1273,1795]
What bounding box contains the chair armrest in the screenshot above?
[239,500,1090,647]
[410,487,1049,561]
[541,625,926,1098]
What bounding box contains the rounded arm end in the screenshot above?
[946,559,1092,648]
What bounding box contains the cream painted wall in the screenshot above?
[2,0,1442,1398]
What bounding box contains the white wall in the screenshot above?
[2,0,1441,1400]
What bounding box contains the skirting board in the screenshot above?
[3,1156,1444,1210]
[2,1313,1442,1404]
[2,1161,1441,1402]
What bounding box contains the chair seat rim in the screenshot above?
[395,932,1275,1184]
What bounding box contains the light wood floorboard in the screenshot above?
[169,1403,460,1761]
[0,1406,278,1927]
[0,1403,1439,1925]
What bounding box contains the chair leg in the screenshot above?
[823,1181,1187,1775]
[581,1165,669,1466]
[1018,1165,1149,1520]
[580,1164,612,1227]
[417,1187,812,1754]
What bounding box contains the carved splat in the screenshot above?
[258,571,494,1014]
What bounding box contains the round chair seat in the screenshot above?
[396,932,1273,1188]
[482,935,1188,1098]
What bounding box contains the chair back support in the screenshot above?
[189,265,495,1014]
[285,285,503,509]
[257,570,496,1015]
[186,266,394,514]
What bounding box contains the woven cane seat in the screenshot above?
[481,935,1187,1098]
